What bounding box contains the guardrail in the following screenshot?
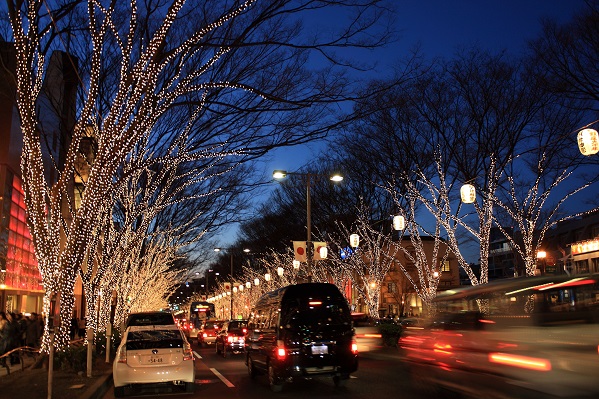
[0,346,39,375]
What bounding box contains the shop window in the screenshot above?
[442,260,451,272]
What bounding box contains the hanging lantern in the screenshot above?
[578,128,599,156]
[265,273,271,282]
[246,281,251,288]
[349,234,360,248]
[277,267,284,276]
[392,215,405,231]
[238,285,244,292]
[319,246,328,259]
[293,260,300,270]
[460,183,476,203]
[254,278,259,286]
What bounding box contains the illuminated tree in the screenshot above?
[5,0,393,349]
[327,206,397,319]
[383,192,450,310]
[491,153,599,276]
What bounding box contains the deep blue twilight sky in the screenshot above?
[267,0,588,174]
[220,0,589,248]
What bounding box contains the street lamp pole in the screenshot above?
[306,173,312,282]
[229,253,233,320]
[215,248,250,320]
[273,170,342,283]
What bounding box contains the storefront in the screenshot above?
[570,238,599,274]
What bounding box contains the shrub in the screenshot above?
[55,345,90,372]
[379,323,402,347]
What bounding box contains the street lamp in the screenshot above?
[214,247,250,320]
[537,250,547,275]
[273,169,343,281]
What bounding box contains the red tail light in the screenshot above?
[242,328,247,334]
[117,347,127,363]
[183,342,194,361]
[276,340,286,360]
[351,339,358,354]
[227,334,234,343]
[277,347,286,359]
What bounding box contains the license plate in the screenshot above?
[147,356,164,364]
[311,345,328,355]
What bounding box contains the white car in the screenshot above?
[113,324,195,397]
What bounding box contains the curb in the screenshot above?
[82,371,113,399]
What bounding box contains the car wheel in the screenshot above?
[247,355,258,379]
[114,386,125,397]
[268,363,283,392]
[185,382,195,393]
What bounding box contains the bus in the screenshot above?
[187,301,216,339]
[399,274,599,399]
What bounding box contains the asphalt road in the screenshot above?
[101,342,420,399]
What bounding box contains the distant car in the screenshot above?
[125,311,176,328]
[215,320,248,357]
[351,312,382,352]
[399,275,599,399]
[112,324,195,397]
[398,317,424,329]
[189,319,204,342]
[198,320,224,346]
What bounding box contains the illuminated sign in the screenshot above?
[571,239,599,255]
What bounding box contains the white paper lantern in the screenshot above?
[319,246,328,259]
[578,128,599,156]
[277,267,284,276]
[254,278,259,286]
[460,184,476,204]
[293,260,300,270]
[265,273,271,281]
[349,234,360,248]
[392,215,405,230]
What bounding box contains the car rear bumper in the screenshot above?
[113,362,195,387]
[278,353,358,379]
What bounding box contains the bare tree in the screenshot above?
[529,1,599,109]
[327,204,396,319]
[5,0,394,349]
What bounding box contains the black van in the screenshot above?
[245,283,358,392]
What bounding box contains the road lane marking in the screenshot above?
[194,351,202,359]
[210,368,235,388]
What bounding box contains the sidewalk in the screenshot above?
[0,346,113,399]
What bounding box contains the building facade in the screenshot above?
[0,41,79,314]
[348,236,460,318]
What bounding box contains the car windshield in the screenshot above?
[125,329,183,350]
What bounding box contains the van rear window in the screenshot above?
[282,296,350,328]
